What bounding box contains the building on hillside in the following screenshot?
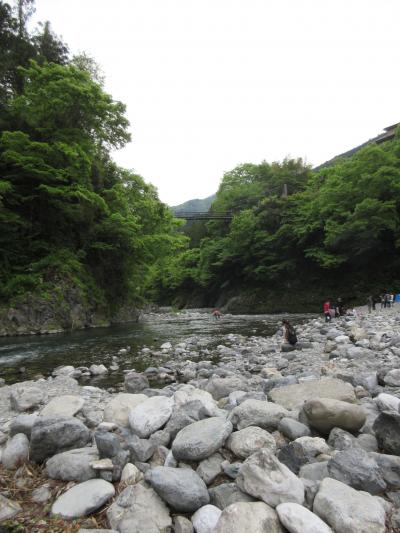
[314,122,399,171]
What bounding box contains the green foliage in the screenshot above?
[166,138,400,306]
[0,10,182,315]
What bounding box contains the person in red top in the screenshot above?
[323,300,331,322]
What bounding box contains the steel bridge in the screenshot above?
[173,211,233,220]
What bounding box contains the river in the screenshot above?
[0,309,314,388]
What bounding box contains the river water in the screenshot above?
[0,309,314,387]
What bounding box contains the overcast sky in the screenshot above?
[32,0,400,205]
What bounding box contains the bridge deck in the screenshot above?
[174,211,233,220]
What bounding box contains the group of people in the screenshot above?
[367,293,396,312]
[323,298,345,322]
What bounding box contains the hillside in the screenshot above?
[171,194,216,213]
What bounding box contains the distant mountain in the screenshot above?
[171,194,216,213]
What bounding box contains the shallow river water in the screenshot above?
[0,309,314,387]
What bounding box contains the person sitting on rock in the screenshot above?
[282,319,297,346]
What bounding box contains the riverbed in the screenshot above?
[0,309,313,387]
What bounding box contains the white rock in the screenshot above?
[51,479,115,519]
[313,477,386,533]
[276,502,333,533]
[374,392,400,413]
[89,364,108,375]
[0,494,21,521]
[107,483,172,532]
[41,395,84,417]
[192,504,222,533]
[2,433,29,469]
[335,335,350,343]
[161,342,172,350]
[120,463,143,485]
[174,385,219,416]
[229,400,289,430]
[10,386,45,412]
[129,396,174,438]
[236,449,304,507]
[214,501,282,533]
[384,369,400,387]
[103,393,147,427]
[53,365,75,376]
[226,426,276,458]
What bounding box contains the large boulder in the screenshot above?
[45,447,98,481]
[313,477,386,533]
[41,395,84,417]
[302,398,366,435]
[205,375,250,400]
[2,433,29,469]
[172,417,233,461]
[124,372,149,393]
[276,502,333,533]
[129,396,174,438]
[107,482,172,532]
[103,393,147,427]
[30,416,91,463]
[373,411,400,455]
[269,378,356,410]
[229,400,289,431]
[214,501,282,533]
[226,426,276,458]
[10,386,45,412]
[146,466,209,512]
[236,449,304,507]
[51,479,115,519]
[327,447,387,494]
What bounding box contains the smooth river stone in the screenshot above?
[103,393,147,427]
[269,378,356,410]
[276,502,333,533]
[145,466,209,512]
[129,396,174,438]
[172,417,233,461]
[51,479,115,519]
[41,395,84,417]
[313,477,386,533]
[226,426,276,458]
[302,398,366,435]
[214,502,282,533]
[236,449,304,507]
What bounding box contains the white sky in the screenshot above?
[32,0,400,205]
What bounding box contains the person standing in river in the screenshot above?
[323,300,331,322]
[212,309,222,319]
[367,295,374,313]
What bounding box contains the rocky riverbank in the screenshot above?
[1,308,400,531]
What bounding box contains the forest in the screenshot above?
[1,0,399,329]
[0,0,184,330]
[155,137,400,312]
